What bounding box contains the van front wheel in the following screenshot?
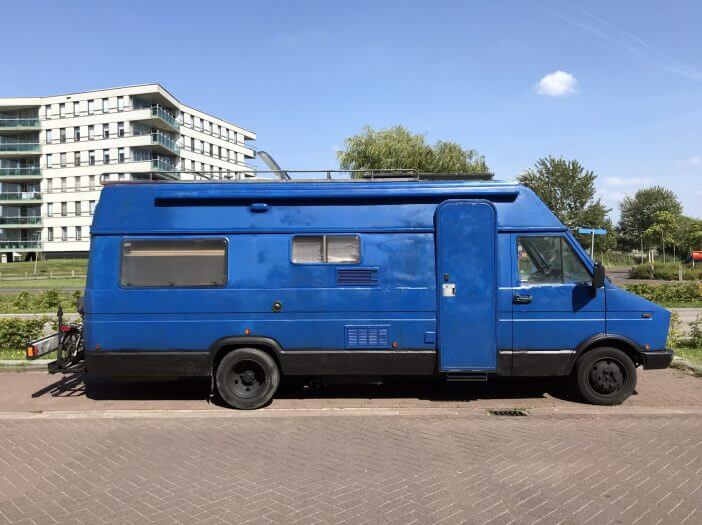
[573,347,637,405]
[215,348,280,409]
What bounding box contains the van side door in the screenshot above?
[510,233,605,375]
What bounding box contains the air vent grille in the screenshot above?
[336,268,379,286]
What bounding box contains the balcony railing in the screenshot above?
[151,131,181,154]
[151,157,177,172]
[0,191,41,201]
[0,143,41,153]
[0,216,42,225]
[151,105,180,130]
[0,241,42,250]
[0,118,40,129]
[0,167,41,176]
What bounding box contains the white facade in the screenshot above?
[0,84,256,257]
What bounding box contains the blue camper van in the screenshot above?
[52,176,673,409]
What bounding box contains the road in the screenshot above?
[0,368,700,524]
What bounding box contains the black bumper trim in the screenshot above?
[642,349,674,370]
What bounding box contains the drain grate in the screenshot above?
[487,408,530,417]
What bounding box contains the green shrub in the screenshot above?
[690,315,702,349]
[625,282,702,304]
[667,311,684,348]
[0,317,48,352]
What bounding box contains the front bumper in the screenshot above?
[642,349,674,370]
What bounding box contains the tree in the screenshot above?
[618,186,683,252]
[517,156,612,252]
[337,125,489,174]
[644,210,679,262]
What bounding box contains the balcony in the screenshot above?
[0,240,42,251]
[0,118,40,131]
[151,105,180,130]
[0,216,42,227]
[0,143,41,157]
[0,167,41,179]
[0,191,42,203]
[151,131,181,155]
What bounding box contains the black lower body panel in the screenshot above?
[279,350,437,375]
[499,350,575,377]
[85,351,210,377]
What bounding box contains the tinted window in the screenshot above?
[121,239,227,287]
[292,235,360,264]
[518,236,590,284]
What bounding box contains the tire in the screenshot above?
[215,348,280,409]
[572,347,637,405]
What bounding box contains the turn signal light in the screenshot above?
[26,345,36,358]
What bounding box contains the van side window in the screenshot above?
[517,236,590,284]
[292,235,360,264]
[121,239,227,287]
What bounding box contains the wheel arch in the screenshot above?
[573,334,644,371]
[209,336,284,375]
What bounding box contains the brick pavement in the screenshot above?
[0,413,700,524]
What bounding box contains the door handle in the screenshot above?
[513,294,533,304]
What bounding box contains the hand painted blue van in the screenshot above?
[83,179,673,409]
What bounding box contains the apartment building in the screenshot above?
[0,84,256,259]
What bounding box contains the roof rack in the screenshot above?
[102,169,495,184]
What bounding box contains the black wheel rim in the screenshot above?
[588,358,626,396]
[229,359,267,399]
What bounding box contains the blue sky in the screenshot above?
[2,0,700,220]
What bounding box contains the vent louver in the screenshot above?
[336,268,379,286]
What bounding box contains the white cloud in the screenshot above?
[603,176,653,187]
[535,71,578,96]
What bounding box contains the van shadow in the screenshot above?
[32,373,581,405]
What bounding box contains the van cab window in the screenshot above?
[292,235,360,264]
[517,236,590,284]
[121,239,227,287]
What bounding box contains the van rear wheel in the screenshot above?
[215,348,280,409]
[573,347,636,405]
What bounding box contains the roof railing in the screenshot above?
[100,169,495,183]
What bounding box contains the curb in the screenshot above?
[671,356,702,377]
[0,405,701,421]
[0,359,52,370]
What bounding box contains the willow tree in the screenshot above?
[337,125,489,174]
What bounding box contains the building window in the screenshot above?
[89,175,96,189]
[75,202,82,216]
[103,149,109,164]
[118,173,126,181]
[60,153,66,168]
[88,125,94,140]
[190,137,195,150]
[102,98,109,113]
[60,128,66,143]
[61,227,67,242]
[45,105,52,118]
[117,97,124,111]
[88,100,94,114]
[46,154,53,168]
[75,226,82,241]
[61,178,66,191]
[74,126,80,141]
[102,123,109,139]
[46,129,53,143]
[59,103,65,117]
[74,152,81,167]
[47,203,54,216]
[189,114,194,127]
[61,202,67,217]
[209,143,213,156]
[74,176,80,190]
[89,150,95,166]
[73,101,80,116]
[120,238,228,288]
[47,228,54,242]
[291,235,360,264]
[90,200,96,214]
[46,179,52,192]
[117,122,124,137]
[118,148,125,163]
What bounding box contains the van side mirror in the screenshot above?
[592,261,605,291]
